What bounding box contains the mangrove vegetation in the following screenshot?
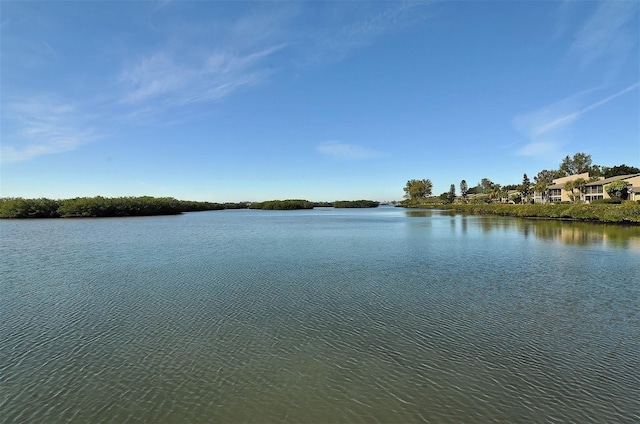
[333,200,380,208]
[248,199,315,210]
[0,196,384,218]
[0,196,227,219]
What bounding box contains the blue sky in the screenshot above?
[1,1,639,202]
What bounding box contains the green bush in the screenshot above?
[248,199,314,210]
[0,198,61,218]
[222,202,250,209]
[591,198,622,204]
[0,196,233,218]
[399,202,640,223]
[333,200,379,208]
[57,196,184,217]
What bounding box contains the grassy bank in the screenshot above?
[399,201,640,224]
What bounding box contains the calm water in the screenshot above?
[1,208,639,423]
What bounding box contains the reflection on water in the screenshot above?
[531,220,640,249]
[405,210,437,218]
[408,209,640,250]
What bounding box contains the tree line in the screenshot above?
[0,196,237,219]
[403,153,640,205]
[247,199,380,210]
[1,197,382,218]
[248,199,315,210]
[333,200,380,208]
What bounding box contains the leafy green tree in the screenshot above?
[479,178,495,194]
[438,191,453,204]
[447,184,456,203]
[573,178,587,201]
[460,180,469,203]
[558,153,601,177]
[602,164,640,178]
[532,169,559,204]
[403,179,433,199]
[0,198,61,218]
[533,180,549,203]
[564,178,586,203]
[487,184,505,203]
[519,173,532,203]
[563,180,575,202]
[466,185,481,195]
[605,180,630,200]
[534,169,559,185]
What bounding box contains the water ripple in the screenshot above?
[1,211,639,423]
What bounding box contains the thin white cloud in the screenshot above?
[516,82,640,139]
[118,2,434,118]
[565,1,638,82]
[119,44,288,107]
[513,86,598,140]
[569,1,638,68]
[536,82,640,136]
[3,3,434,163]
[1,95,100,163]
[514,82,640,157]
[514,2,639,159]
[298,1,433,65]
[317,140,381,160]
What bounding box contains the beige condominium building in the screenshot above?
[536,173,640,203]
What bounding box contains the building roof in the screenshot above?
[585,173,640,186]
[551,172,590,185]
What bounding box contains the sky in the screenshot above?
[1,0,639,202]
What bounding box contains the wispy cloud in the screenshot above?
[116,2,433,121]
[567,1,638,81]
[1,95,100,163]
[514,82,640,157]
[533,82,639,137]
[119,44,288,107]
[3,2,433,162]
[298,1,433,65]
[515,1,639,159]
[317,140,381,160]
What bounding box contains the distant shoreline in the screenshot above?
[399,202,640,225]
[0,197,381,219]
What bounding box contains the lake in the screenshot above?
[1,207,639,423]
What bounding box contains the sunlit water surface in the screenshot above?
[1,208,639,423]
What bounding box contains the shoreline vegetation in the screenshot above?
[398,200,640,224]
[0,197,381,218]
[399,154,640,225]
[2,195,639,224]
